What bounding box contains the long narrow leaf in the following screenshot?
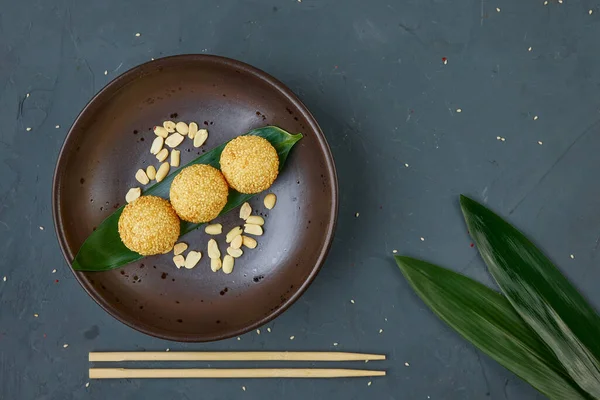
[72,126,302,272]
[395,256,590,400]
[460,195,600,397]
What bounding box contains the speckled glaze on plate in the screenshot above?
[52,55,338,342]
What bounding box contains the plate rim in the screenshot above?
[51,54,338,342]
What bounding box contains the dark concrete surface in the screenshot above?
[1,0,599,398]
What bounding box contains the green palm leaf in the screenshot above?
[460,195,600,397]
[395,256,591,399]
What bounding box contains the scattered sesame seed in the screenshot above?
[365,360,369,363]
[385,318,388,321]
[368,381,372,386]
[570,254,575,259]
[135,33,141,37]
[538,141,543,145]
[533,115,539,120]
[420,237,425,241]
[55,125,60,129]
[104,70,108,75]
[590,9,594,15]
[151,58,155,61]
[558,0,562,3]
[242,386,246,391]
[85,382,90,388]
[528,46,533,52]
[496,7,501,12]
[26,127,32,131]
[39,226,44,230]
[26,93,30,98]
[237,337,241,341]
[63,344,69,348]
[52,269,56,274]
[456,108,462,113]
[256,329,261,335]
[405,362,410,367]
[443,58,448,65]
[379,329,383,334]
[333,342,338,346]
[501,137,506,142]
[34,313,39,318]
[543,0,548,4]
[392,249,398,253]
[404,163,409,167]
[166,348,170,352]
[290,336,295,340]
[2,276,6,282]
[355,212,360,217]
[267,327,271,333]
[350,299,355,304]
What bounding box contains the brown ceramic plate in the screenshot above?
[52,55,337,342]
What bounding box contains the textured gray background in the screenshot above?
[1,0,599,398]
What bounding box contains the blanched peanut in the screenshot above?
[165,133,185,148]
[240,202,252,220]
[226,227,243,243]
[154,126,168,138]
[230,235,242,249]
[264,193,277,209]
[135,169,149,185]
[155,162,169,182]
[211,257,222,272]
[163,121,176,133]
[175,122,189,135]
[156,148,169,162]
[150,136,164,155]
[222,255,234,274]
[205,224,222,235]
[171,149,180,167]
[227,247,243,258]
[173,255,185,268]
[246,216,264,226]
[173,242,188,255]
[208,239,221,259]
[193,129,208,147]
[125,187,141,203]
[242,236,257,249]
[146,165,156,180]
[188,122,198,139]
[244,224,263,236]
[184,251,202,269]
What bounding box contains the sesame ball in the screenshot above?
[169,164,229,223]
[220,135,279,194]
[118,196,180,256]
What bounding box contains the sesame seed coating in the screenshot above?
[169,164,229,223]
[220,135,279,194]
[118,196,180,255]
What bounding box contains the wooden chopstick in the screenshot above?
[89,368,386,379]
[89,351,386,362]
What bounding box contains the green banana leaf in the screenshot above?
[395,256,591,400]
[460,195,600,398]
[72,126,302,272]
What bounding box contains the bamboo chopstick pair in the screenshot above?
[89,351,386,379]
